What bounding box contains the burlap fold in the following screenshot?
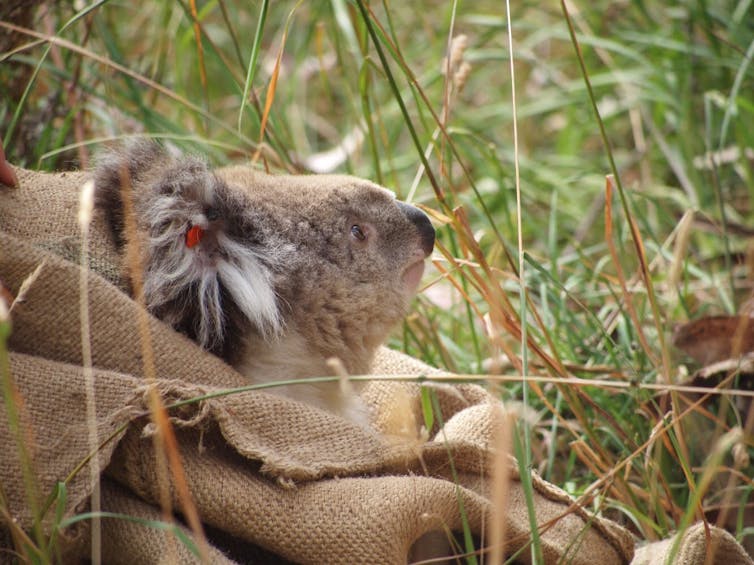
[0,167,642,563]
[99,479,238,565]
[633,522,753,565]
[1,353,140,529]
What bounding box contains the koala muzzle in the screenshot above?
[398,201,435,256]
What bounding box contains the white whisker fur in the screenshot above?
[136,188,281,349]
[216,233,281,339]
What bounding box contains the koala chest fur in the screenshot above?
[94,142,435,424]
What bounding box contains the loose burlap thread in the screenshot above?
[0,166,738,563]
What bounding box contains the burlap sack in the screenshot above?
[632,522,753,565]
[0,166,643,563]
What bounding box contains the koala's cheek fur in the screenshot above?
[270,239,419,377]
[402,259,426,293]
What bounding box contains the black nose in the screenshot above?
[397,201,435,256]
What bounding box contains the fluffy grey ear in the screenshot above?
[93,141,281,358]
[94,140,171,249]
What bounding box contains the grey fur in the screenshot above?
[94,141,435,424]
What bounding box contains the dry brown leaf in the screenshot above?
[672,315,754,367]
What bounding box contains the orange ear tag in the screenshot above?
[185,225,204,248]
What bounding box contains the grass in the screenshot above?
[2,0,754,562]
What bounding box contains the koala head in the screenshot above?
[94,141,435,377]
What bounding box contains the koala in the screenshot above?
[94,141,435,425]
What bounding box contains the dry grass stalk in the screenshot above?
[8,261,45,313]
[77,178,101,564]
[488,406,514,563]
[117,164,211,563]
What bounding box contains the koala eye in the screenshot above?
[350,224,366,241]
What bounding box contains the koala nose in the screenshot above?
[397,200,435,257]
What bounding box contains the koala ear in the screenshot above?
[94,140,171,249]
[94,140,281,356]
